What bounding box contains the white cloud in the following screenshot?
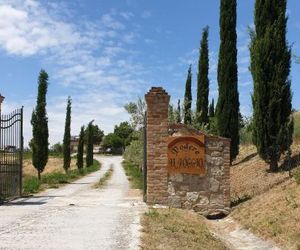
[0,1,148,146]
[120,11,134,20]
[101,13,125,30]
[0,3,84,56]
[178,48,198,65]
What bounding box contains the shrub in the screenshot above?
[123,138,144,167]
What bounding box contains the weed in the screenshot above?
[230,194,252,207]
[122,160,143,190]
[23,176,41,194]
[94,166,113,188]
[145,208,159,218]
[285,195,299,209]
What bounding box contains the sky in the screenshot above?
[0,0,299,147]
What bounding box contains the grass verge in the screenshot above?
[122,160,143,190]
[23,159,101,194]
[94,165,114,188]
[141,208,228,250]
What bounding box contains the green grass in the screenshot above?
[122,160,144,190]
[23,151,32,160]
[94,166,114,188]
[23,159,101,194]
[23,151,64,160]
[23,176,41,193]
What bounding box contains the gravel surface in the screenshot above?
[0,155,146,250]
[206,217,281,250]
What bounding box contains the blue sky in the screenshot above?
[0,0,299,147]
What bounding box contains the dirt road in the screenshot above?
[206,217,281,250]
[0,156,145,250]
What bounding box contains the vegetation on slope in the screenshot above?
[232,179,300,249]
[231,143,300,249]
[141,208,228,250]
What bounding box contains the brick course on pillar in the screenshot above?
[145,87,170,204]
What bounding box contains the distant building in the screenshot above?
[70,136,79,153]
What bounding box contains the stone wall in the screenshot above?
[145,87,231,216]
[167,125,231,216]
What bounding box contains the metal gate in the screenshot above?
[0,107,23,200]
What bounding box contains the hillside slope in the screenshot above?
[231,144,300,249]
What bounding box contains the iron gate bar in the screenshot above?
[0,107,23,200]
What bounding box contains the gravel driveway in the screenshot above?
[0,155,145,250]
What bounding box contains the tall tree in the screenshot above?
[86,121,94,167]
[175,99,181,123]
[184,65,192,125]
[30,70,49,180]
[76,126,84,169]
[250,0,293,171]
[209,98,215,118]
[124,98,146,130]
[196,26,210,126]
[114,121,134,149]
[84,124,104,145]
[63,97,71,173]
[216,0,240,162]
[168,104,176,124]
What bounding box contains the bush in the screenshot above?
[123,130,144,167]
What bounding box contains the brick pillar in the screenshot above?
[145,87,170,204]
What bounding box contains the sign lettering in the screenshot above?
[167,136,206,175]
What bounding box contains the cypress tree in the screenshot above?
[86,121,94,167]
[196,26,210,126]
[216,0,240,162]
[63,96,71,173]
[77,126,84,169]
[209,98,215,118]
[168,104,176,124]
[175,99,181,123]
[184,65,192,125]
[250,0,293,172]
[31,70,49,180]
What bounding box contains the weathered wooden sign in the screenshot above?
[167,135,206,175]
